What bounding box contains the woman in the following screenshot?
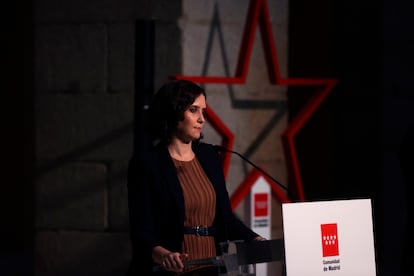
[127,80,264,275]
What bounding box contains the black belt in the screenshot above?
[183,225,216,236]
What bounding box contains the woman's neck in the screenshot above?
[167,140,195,161]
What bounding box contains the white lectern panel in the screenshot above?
[282,199,376,276]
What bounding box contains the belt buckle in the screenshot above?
[195,225,203,236]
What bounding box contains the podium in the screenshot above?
[219,239,283,275]
[154,199,376,275]
[153,239,283,275]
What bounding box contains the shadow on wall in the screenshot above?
[36,123,133,177]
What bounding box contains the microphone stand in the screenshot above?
[213,145,294,200]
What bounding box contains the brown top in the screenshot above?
[173,157,217,273]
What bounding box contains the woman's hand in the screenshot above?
[161,252,189,272]
[152,246,189,273]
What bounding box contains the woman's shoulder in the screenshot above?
[193,141,217,153]
[193,142,223,163]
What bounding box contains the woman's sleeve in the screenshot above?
[127,154,158,257]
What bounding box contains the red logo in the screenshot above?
[254,193,268,217]
[321,223,339,257]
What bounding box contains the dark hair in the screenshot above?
[147,80,206,144]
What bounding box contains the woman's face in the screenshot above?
[174,94,206,143]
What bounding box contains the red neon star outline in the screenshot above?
[173,0,338,202]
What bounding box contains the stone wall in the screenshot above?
[34,0,288,275]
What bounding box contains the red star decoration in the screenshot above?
[172,0,338,202]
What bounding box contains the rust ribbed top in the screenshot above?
[173,156,217,273]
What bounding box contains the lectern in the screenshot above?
[153,239,283,275]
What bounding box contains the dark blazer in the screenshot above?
[127,142,259,275]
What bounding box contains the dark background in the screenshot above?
[289,1,413,275]
[5,0,413,275]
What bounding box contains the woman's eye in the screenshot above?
[189,107,197,113]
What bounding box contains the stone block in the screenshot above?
[35,163,107,230]
[183,0,249,22]
[34,0,182,22]
[154,21,183,87]
[107,20,183,95]
[108,23,134,94]
[35,93,133,162]
[35,230,131,276]
[35,24,107,94]
[108,161,129,230]
[181,0,288,79]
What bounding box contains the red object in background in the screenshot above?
[231,169,290,210]
[254,193,268,217]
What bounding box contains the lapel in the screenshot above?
[193,143,221,192]
[193,143,227,229]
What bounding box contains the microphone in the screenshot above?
[213,145,292,199]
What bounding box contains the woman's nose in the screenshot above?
[198,111,205,123]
